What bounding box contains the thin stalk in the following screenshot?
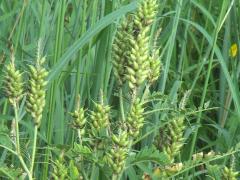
[188,0,234,161]
[30,125,38,175]
[19,156,32,180]
[188,36,216,160]
[119,88,125,121]
[14,109,20,155]
[77,129,82,145]
[13,101,32,180]
[112,174,119,180]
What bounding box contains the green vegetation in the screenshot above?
[0,0,240,179]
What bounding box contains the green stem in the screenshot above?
[119,88,125,121]
[13,102,20,154]
[13,101,32,180]
[77,129,82,145]
[30,125,38,175]
[19,156,32,180]
[188,0,233,160]
[112,174,119,180]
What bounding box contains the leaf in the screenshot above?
[0,125,12,149]
[48,1,138,83]
[127,146,171,166]
[0,163,22,180]
[72,143,92,155]
[205,164,222,180]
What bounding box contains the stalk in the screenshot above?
[30,125,38,174]
[13,101,32,180]
[119,88,125,121]
[77,129,82,145]
[112,174,119,180]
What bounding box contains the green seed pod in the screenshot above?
[26,57,48,127]
[106,131,129,175]
[70,107,86,135]
[222,166,239,180]
[126,98,144,138]
[148,53,161,84]
[112,131,129,148]
[4,62,23,103]
[112,0,158,90]
[52,159,68,180]
[159,115,185,163]
[90,101,110,135]
[135,0,158,28]
[126,28,150,90]
[112,18,133,86]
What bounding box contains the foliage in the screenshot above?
[0,0,240,180]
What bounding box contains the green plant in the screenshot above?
[0,0,240,179]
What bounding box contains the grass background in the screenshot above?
[0,0,239,179]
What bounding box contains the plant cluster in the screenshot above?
[0,0,239,180]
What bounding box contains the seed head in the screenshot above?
[26,57,48,127]
[4,62,23,103]
[112,19,133,85]
[222,166,239,180]
[134,0,158,29]
[105,131,130,174]
[125,28,150,90]
[148,52,161,84]
[126,98,144,138]
[71,107,86,135]
[161,115,185,163]
[52,159,68,180]
[90,101,110,135]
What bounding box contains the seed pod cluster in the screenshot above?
[125,0,158,90]
[105,132,129,174]
[126,98,144,138]
[112,19,133,86]
[4,62,23,103]
[90,102,110,135]
[134,0,158,27]
[162,116,185,163]
[52,159,68,180]
[71,107,86,136]
[126,27,150,89]
[148,52,161,84]
[26,58,48,127]
[112,0,160,90]
[222,166,239,180]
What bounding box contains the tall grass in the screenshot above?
[0,0,240,179]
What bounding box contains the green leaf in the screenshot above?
[0,125,12,149]
[127,146,171,166]
[205,164,222,180]
[48,1,138,83]
[0,163,22,180]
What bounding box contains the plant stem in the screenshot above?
[77,129,82,145]
[13,100,32,180]
[112,174,119,180]
[30,125,38,175]
[119,88,125,121]
[13,102,20,154]
[19,156,32,180]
